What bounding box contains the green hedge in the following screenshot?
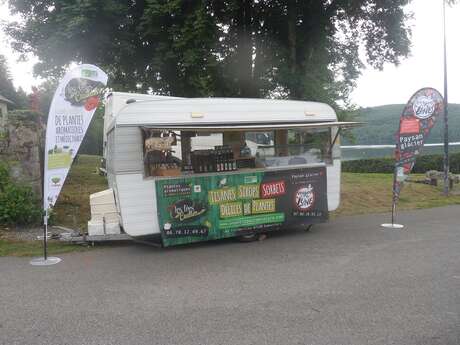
[342,152,460,174]
[0,163,42,226]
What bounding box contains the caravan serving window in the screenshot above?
[247,128,332,167]
[142,129,182,177]
[142,127,332,177]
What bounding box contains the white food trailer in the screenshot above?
[88,92,359,246]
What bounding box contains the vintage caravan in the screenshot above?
[88,92,359,246]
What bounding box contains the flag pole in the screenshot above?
[443,0,449,196]
[391,166,397,225]
[30,138,62,266]
[43,210,48,260]
[30,206,61,266]
[382,166,404,229]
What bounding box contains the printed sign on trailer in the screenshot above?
[155,167,328,247]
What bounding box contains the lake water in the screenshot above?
[341,142,460,161]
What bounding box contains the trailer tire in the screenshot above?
[237,233,259,242]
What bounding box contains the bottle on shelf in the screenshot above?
[220,148,225,172]
[207,150,211,172]
[216,148,221,172]
[230,149,237,170]
[225,147,231,171]
[220,147,225,172]
[216,147,222,172]
[210,150,216,172]
[203,153,208,173]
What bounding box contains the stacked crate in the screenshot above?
[87,189,121,236]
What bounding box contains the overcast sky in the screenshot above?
[0,0,458,107]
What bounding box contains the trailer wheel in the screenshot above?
[237,233,260,242]
[237,233,269,242]
[304,224,314,232]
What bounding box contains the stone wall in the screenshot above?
[0,110,44,198]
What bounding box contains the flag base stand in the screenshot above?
[30,257,62,266]
[30,214,61,266]
[382,198,404,229]
[381,223,404,229]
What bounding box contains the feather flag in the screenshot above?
[393,88,444,203]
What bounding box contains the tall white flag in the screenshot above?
[43,64,108,211]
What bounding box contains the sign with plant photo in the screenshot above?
[43,64,108,211]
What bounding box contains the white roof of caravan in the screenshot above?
[113,97,338,129]
[107,91,182,104]
[106,92,182,119]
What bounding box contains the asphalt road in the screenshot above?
[1,206,460,345]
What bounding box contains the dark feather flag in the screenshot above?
[392,88,444,217]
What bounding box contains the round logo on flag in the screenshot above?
[295,184,315,211]
[413,96,436,119]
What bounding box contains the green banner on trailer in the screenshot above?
[155,167,328,247]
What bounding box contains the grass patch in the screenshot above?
[335,173,460,216]
[53,154,108,230]
[0,239,89,257]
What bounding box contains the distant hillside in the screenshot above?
[343,104,460,145]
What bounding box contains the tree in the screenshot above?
[0,55,15,101]
[6,0,414,108]
[79,106,104,155]
[34,79,58,118]
[0,54,28,109]
[212,0,412,105]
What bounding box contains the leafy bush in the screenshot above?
[8,109,43,127]
[0,163,42,225]
[342,157,394,173]
[342,153,460,174]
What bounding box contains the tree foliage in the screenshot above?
[0,55,17,103]
[0,54,29,109]
[6,0,413,108]
[79,106,104,155]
